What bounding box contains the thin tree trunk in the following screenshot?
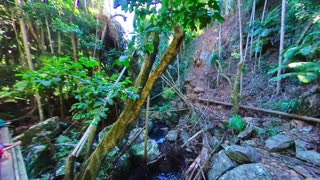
[249,0,256,62]
[144,96,150,161]
[27,23,45,52]
[256,0,268,68]
[232,0,244,114]
[216,23,222,88]
[276,0,286,95]
[45,18,54,53]
[78,25,185,180]
[296,20,313,46]
[40,28,46,51]
[71,33,78,61]
[58,32,62,55]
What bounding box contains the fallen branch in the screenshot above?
[182,129,204,148]
[198,98,320,123]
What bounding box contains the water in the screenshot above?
[153,172,181,180]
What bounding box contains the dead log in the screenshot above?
[198,98,320,123]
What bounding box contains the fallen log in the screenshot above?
[198,98,320,123]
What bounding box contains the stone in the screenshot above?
[180,131,190,145]
[218,163,274,180]
[265,134,294,151]
[225,145,261,164]
[165,130,178,141]
[237,124,255,140]
[130,139,160,161]
[207,151,237,180]
[13,117,66,146]
[295,140,320,165]
[193,87,205,93]
[128,127,145,144]
[24,144,55,178]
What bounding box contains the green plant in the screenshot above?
[268,127,279,137]
[227,114,247,133]
[274,99,302,113]
[161,87,175,99]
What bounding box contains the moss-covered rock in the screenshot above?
[13,117,67,146]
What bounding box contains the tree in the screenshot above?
[15,0,45,121]
[231,0,244,114]
[276,0,286,94]
[76,1,223,179]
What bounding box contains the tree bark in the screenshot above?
[45,17,54,53]
[276,0,286,94]
[232,0,244,114]
[58,31,62,55]
[71,33,78,61]
[78,25,185,180]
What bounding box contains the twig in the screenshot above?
[181,129,204,148]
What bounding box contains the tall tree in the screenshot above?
[276,0,286,94]
[75,1,223,179]
[15,0,44,121]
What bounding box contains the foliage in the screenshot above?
[273,99,302,113]
[227,114,247,133]
[0,56,138,123]
[161,87,175,100]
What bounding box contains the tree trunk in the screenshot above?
[144,96,150,161]
[71,33,78,61]
[58,32,62,55]
[46,17,54,53]
[15,0,44,121]
[256,0,268,68]
[232,0,244,114]
[78,25,185,180]
[276,0,286,95]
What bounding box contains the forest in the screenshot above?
[0,0,319,179]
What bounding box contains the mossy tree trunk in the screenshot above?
[77,25,185,180]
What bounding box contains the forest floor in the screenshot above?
[173,11,320,179]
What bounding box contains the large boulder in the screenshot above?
[207,151,237,180]
[265,134,294,152]
[218,163,274,180]
[225,145,261,164]
[130,139,160,161]
[13,117,66,146]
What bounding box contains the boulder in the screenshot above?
[225,145,261,164]
[295,140,320,165]
[165,130,178,141]
[24,144,55,178]
[130,139,160,161]
[218,163,274,180]
[207,151,237,180]
[13,117,66,146]
[265,134,294,151]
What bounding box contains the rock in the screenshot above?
[24,144,55,178]
[180,131,190,145]
[218,163,274,180]
[165,130,178,141]
[207,151,237,180]
[225,145,261,164]
[128,127,145,143]
[193,87,204,93]
[13,117,66,146]
[241,140,257,147]
[265,134,294,151]
[295,140,320,165]
[237,124,255,140]
[130,139,160,161]
[98,125,113,142]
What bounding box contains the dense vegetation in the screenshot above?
[0,0,319,179]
